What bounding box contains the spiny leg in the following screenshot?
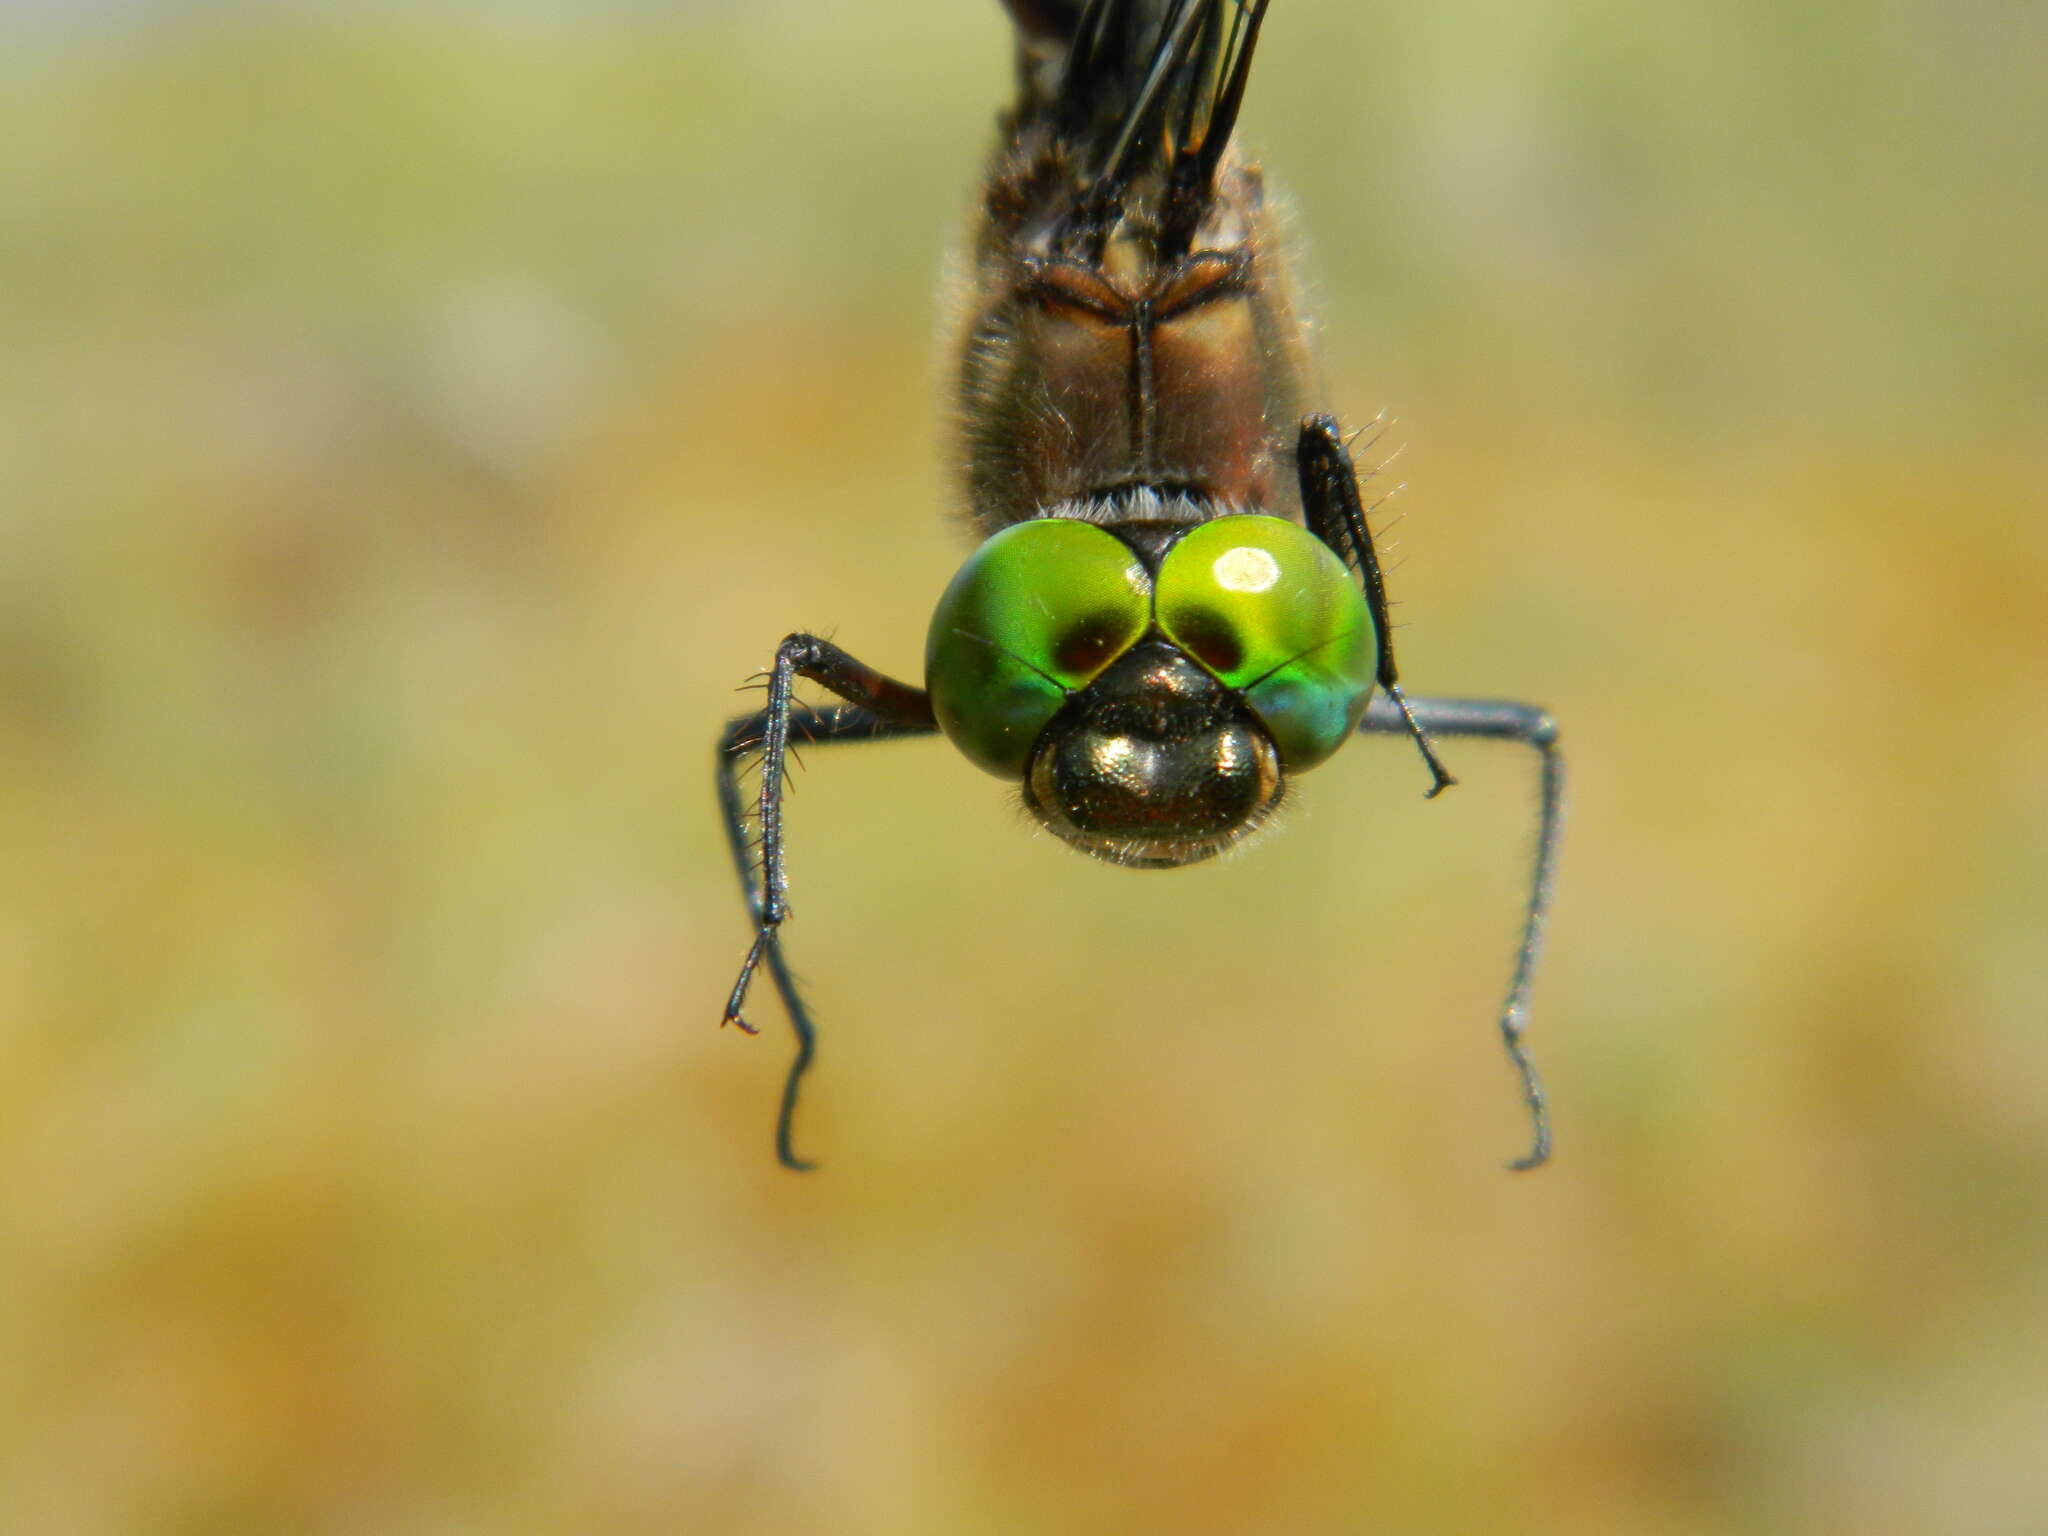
[1359,693,1563,1170]
[1298,413,1457,797]
[716,635,936,1169]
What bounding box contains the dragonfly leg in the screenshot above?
[1359,694,1564,1170]
[1298,413,1457,798]
[716,635,936,1169]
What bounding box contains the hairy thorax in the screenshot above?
[954,140,1318,534]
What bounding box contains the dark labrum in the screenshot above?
[1024,638,1282,868]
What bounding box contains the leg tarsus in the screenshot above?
[759,932,819,1171]
[1382,682,1458,798]
[1502,1023,1552,1172]
[721,930,769,1035]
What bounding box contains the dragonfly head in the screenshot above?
[926,515,1378,868]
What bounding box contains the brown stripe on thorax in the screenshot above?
[1014,248,1266,503]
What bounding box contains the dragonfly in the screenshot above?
[716,0,1564,1172]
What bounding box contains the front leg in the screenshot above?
[716,634,936,1168]
[1297,414,1457,797]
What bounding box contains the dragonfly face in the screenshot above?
[716,0,1565,1173]
[1023,637,1282,868]
[924,513,1377,865]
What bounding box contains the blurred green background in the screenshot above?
[3,1,2044,1531]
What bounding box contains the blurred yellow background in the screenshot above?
[3,2,2044,1531]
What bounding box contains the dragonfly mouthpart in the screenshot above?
[1023,637,1282,867]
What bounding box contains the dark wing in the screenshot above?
[1001,0,1272,258]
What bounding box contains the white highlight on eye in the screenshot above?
[1212,545,1280,593]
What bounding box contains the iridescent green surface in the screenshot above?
[925,519,1149,776]
[1156,516,1377,769]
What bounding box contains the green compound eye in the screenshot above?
[1156,516,1378,770]
[926,519,1151,777]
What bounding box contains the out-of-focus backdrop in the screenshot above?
[3,1,2043,1531]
